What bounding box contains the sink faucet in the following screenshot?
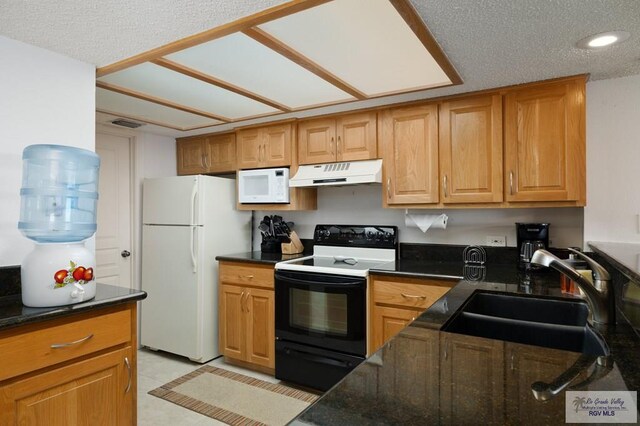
[530,248,614,325]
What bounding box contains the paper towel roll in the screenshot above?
[405,213,448,232]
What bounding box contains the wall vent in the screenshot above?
[111,119,144,129]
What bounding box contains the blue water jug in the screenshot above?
[18,145,100,243]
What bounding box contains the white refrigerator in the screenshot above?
[141,175,251,362]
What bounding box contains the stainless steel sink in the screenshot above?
[442,292,609,356]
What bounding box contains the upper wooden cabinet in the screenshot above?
[177,133,236,175]
[237,123,292,169]
[504,78,586,203]
[439,94,503,203]
[380,104,439,205]
[298,112,377,165]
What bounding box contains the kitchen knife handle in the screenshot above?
[240,291,245,312]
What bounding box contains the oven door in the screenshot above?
[275,270,366,356]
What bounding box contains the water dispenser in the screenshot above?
[19,145,100,307]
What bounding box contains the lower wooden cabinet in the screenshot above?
[369,274,455,353]
[0,304,138,425]
[219,261,275,371]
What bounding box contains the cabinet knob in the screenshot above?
[121,250,131,258]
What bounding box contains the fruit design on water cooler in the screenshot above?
[53,261,95,289]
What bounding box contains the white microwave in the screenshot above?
[238,167,290,204]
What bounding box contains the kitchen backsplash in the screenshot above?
[255,185,583,251]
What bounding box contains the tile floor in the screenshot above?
[137,348,281,425]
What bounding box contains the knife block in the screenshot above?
[281,231,304,255]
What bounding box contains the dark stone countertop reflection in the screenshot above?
[215,250,310,265]
[589,242,640,283]
[293,272,640,425]
[0,283,146,331]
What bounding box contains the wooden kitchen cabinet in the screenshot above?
[439,94,503,203]
[298,112,377,165]
[380,104,439,205]
[440,333,505,425]
[0,304,138,425]
[369,274,455,353]
[237,123,292,169]
[177,133,236,175]
[218,261,275,371]
[504,77,586,204]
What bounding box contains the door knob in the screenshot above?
[121,250,131,258]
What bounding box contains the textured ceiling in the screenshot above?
[2,0,640,137]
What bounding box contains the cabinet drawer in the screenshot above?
[0,307,131,382]
[219,261,274,289]
[373,279,454,309]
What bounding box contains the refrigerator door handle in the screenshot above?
[190,226,197,273]
[190,178,198,226]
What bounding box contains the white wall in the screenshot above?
[256,185,584,250]
[0,36,95,266]
[584,74,640,245]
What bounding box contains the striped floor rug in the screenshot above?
[149,365,320,426]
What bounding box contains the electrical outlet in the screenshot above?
[486,236,507,247]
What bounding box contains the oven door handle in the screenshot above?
[284,347,356,369]
[275,274,364,288]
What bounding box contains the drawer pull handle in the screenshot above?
[124,356,132,393]
[241,275,254,280]
[50,333,94,349]
[401,293,427,300]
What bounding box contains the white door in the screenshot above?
[95,132,132,288]
[141,225,200,359]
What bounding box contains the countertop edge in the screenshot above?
[589,242,640,283]
[0,291,147,331]
[215,255,279,265]
[369,269,464,281]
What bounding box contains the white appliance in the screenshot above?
[288,159,382,187]
[238,167,290,204]
[141,175,251,362]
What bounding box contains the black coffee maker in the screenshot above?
[516,223,550,270]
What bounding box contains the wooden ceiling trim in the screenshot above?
[389,0,462,85]
[152,58,292,112]
[243,27,367,100]
[96,81,232,122]
[96,108,189,131]
[96,0,333,77]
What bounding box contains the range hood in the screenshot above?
[289,159,382,187]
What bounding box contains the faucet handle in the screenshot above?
[567,248,611,281]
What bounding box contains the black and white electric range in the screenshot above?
[274,224,398,391]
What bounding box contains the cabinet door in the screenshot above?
[371,305,420,353]
[177,137,207,175]
[298,118,336,165]
[440,94,503,203]
[245,288,275,368]
[263,124,292,167]
[236,128,262,170]
[504,79,585,202]
[0,347,133,425]
[207,133,236,174]
[440,333,504,425]
[505,343,578,423]
[381,104,439,205]
[336,112,377,162]
[219,284,246,361]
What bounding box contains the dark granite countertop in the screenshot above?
[589,242,640,283]
[215,250,310,265]
[0,283,146,331]
[293,263,640,424]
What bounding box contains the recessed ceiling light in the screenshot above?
[576,31,630,49]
